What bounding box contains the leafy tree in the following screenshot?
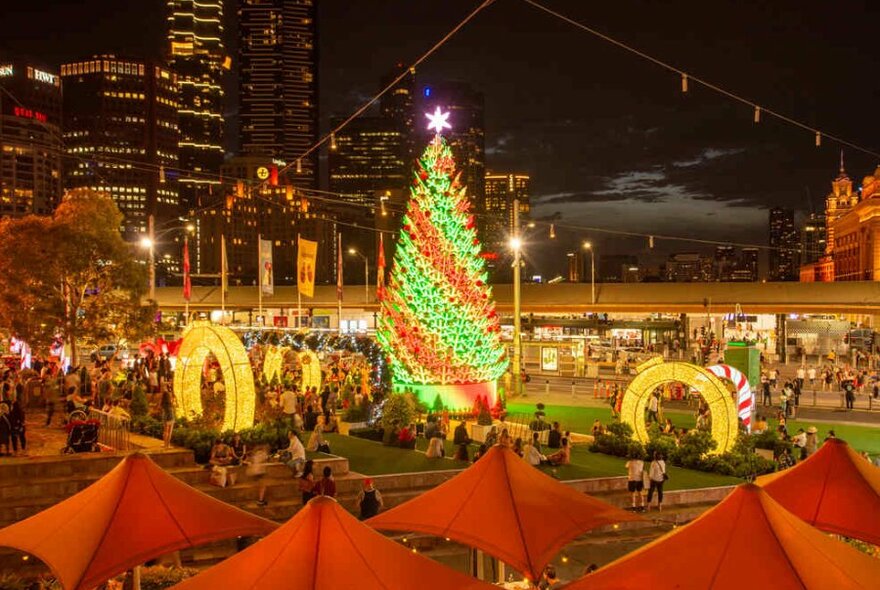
[0,189,155,364]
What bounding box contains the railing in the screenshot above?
[88,408,131,451]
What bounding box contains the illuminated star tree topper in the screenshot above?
[425,106,452,134]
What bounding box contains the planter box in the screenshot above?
[338,421,367,436]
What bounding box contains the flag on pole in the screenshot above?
[336,232,343,302]
[182,236,192,301]
[297,235,318,298]
[376,232,386,301]
[259,237,274,296]
[220,234,229,298]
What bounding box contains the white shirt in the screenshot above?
[797,368,805,379]
[648,396,659,412]
[808,368,816,379]
[626,459,644,481]
[288,436,306,462]
[792,432,807,448]
[649,459,666,482]
[523,444,544,466]
[280,390,297,414]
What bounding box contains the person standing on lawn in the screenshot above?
[647,451,667,511]
[625,450,645,511]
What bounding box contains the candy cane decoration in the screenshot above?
[707,364,753,432]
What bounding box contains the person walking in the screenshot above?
[796,366,806,392]
[246,444,270,506]
[0,403,12,456]
[647,390,660,424]
[357,478,384,520]
[160,388,175,448]
[807,365,817,389]
[647,452,667,511]
[760,372,771,406]
[9,400,25,455]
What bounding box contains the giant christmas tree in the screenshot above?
[377,108,508,407]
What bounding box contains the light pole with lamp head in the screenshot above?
[348,248,369,305]
[140,218,196,302]
[583,241,595,305]
[510,197,523,398]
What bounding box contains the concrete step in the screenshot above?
[0,448,195,481]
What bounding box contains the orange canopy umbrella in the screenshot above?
[173,496,496,590]
[757,438,880,546]
[0,452,276,590]
[367,445,641,581]
[565,484,880,590]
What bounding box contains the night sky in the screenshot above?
[4,0,880,274]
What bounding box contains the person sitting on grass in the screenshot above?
[547,422,562,448]
[398,423,417,449]
[662,418,675,435]
[591,419,604,437]
[425,435,445,458]
[513,437,524,457]
[523,432,546,466]
[546,437,571,466]
[453,421,470,445]
[307,415,326,452]
[499,428,513,448]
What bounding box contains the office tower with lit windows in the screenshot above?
[483,172,530,281]
[380,64,415,163]
[800,212,826,266]
[768,207,798,281]
[61,56,180,248]
[238,0,317,188]
[0,58,62,218]
[167,0,225,210]
[327,117,408,283]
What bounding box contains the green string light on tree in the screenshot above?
[377,108,508,401]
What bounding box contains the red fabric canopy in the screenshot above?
[367,445,641,581]
[0,452,276,590]
[565,484,880,590]
[173,496,495,590]
[757,438,880,546]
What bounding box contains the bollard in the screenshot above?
[545,380,550,395]
[571,380,577,397]
[813,389,817,407]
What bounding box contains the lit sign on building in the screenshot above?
[27,67,58,86]
[13,106,48,123]
[0,65,12,77]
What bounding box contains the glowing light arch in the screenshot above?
[262,345,290,383]
[621,357,738,454]
[173,321,256,432]
[299,350,322,392]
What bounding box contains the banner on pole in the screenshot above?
[182,237,192,301]
[259,238,274,296]
[297,236,318,298]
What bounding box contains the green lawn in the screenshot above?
[509,401,880,455]
[324,433,740,490]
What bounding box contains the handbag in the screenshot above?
[210,465,228,487]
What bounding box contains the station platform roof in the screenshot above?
[153,281,880,315]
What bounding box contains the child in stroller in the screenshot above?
[63,419,100,453]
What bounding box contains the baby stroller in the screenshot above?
[62,419,100,453]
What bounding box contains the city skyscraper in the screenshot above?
[60,56,180,245]
[167,0,225,210]
[0,58,62,218]
[380,64,416,163]
[483,172,530,281]
[768,207,798,281]
[238,0,317,188]
[800,212,826,266]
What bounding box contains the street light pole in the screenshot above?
[147,214,156,301]
[583,241,595,305]
[511,198,522,398]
